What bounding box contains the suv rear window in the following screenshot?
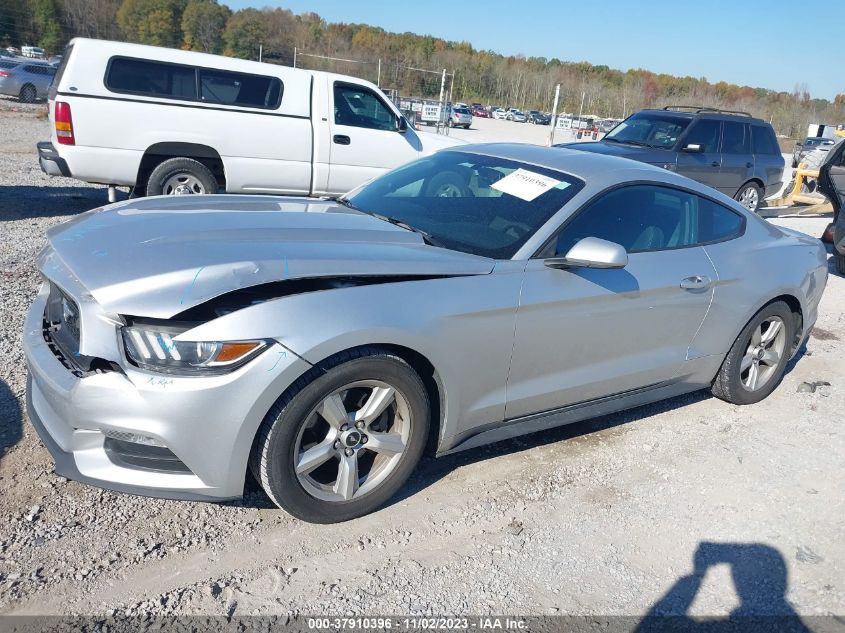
[752,125,780,155]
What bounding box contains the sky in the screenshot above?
[227,0,843,101]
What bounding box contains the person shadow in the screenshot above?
[0,378,23,464]
[635,542,814,633]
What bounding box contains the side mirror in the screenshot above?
[682,143,703,153]
[397,117,408,133]
[545,237,628,270]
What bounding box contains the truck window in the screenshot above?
[106,57,197,101]
[334,83,397,131]
[199,69,282,109]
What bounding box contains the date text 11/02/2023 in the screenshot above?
[306,617,527,630]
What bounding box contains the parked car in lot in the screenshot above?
[448,105,472,128]
[559,106,784,211]
[818,139,845,274]
[527,110,550,125]
[38,38,461,198]
[491,108,507,120]
[792,136,837,167]
[0,59,55,102]
[506,109,527,122]
[24,144,826,522]
[471,104,488,118]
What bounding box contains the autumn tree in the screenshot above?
[31,0,64,51]
[182,0,230,53]
[222,8,268,59]
[117,0,187,48]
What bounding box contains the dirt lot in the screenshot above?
[0,98,843,621]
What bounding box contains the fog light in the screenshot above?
[101,428,164,447]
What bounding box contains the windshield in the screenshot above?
[605,112,691,149]
[345,151,584,259]
[454,107,470,114]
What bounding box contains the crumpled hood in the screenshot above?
[559,141,674,165]
[42,195,494,319]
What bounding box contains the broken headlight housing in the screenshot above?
[122,323,267,375]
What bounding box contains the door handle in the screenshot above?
[333,135,351,145]
[710,161,719,168]
[746,162,753,168]
[680,275,712,290]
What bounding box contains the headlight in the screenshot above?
[122,324,267,375]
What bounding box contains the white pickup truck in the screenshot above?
[38,38,461,198]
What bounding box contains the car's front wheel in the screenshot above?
[711,301,794,405]
[735,182,763,212]
[251,348,430,523]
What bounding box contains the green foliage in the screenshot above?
[30,0,63,51]
[117,0,188,48]
[222,7,269,59]
[182,0,230,53]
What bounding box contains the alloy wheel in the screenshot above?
[293,380,412,503]
[738,186,759,211]
[740,316,786,391]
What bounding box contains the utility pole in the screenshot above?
[438,68,447,131]
[549,84,560,146]
[293,46,296,68]
[377,59,381,87]
[258,44,262,63]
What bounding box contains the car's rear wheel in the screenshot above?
[19,84,37,103]
[711,301,794,405]
[251,348,430,523]
[735,182,763,212]
[145,157,218,196]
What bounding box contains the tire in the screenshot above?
[792,159,798,168]
[734,181,763,212]
[250,347,430,523]
[19,84,37,103]
[424,170,468,197]
[711,301,795,405]
[145,157,218,196]
[835,253,845,276]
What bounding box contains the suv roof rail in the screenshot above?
[662,105,753,117]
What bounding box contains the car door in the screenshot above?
[719,121,754,195]
[676,119,723,191]
[328,81,421,195]
[505,184,717,420]
[819,139,845,218]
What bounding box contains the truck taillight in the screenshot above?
[54,101,75,145]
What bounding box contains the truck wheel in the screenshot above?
[146,158,218,196]
[734,182,762,212]
[19,84,37,103]
[835,253,845,276]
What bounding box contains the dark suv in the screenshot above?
[558,106,784,211]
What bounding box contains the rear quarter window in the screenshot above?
[198,69,282,109]
[752,125,780,155]
[697,197,745,243]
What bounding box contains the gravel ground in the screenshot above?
[0,100,843,621]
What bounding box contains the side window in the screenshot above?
[199,69,282,109]
[106,57,197,101]
[683,119,721,153]
[752,125,780,155]
[722,121,751,154]
[334,83,397,131]
[553,185,744,256]
[697,197,744,242]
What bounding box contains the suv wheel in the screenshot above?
[735,182,763,212]
[251,347,430,523]
[145,157,218,196]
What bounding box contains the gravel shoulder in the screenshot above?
[0,102,843,619]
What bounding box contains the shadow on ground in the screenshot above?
[0,378,23,465]
[634,542,814,632]
[0,185,112,221]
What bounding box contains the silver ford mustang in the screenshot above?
[24,144,827,523]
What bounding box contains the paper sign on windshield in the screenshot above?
[491,169,562,201]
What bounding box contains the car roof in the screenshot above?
[637,108,767,124]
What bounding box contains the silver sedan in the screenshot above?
[24,145,827,523]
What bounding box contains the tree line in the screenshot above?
[2,0,843,138]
